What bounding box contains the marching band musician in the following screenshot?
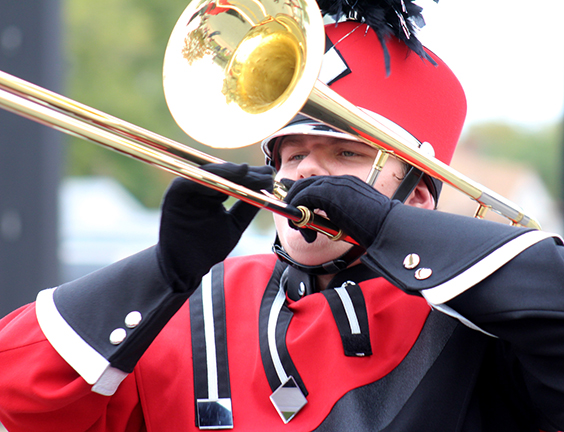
[1,1,564,431]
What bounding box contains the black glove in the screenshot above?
[283,175,399,248]
[157,163,274,293]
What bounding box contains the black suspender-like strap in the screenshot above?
[258,262,308,424]
[190,263,234,430]
[322,281,372,357]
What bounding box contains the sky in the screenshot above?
[415,0,564,131]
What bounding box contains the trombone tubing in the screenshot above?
[305,81,542,230]
[0,70,355,245]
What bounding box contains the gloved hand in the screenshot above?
[283,175,400,248]
[157,163,274,293]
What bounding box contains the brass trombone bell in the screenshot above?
[163,0,325,149]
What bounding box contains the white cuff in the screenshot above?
[36,288,128,395]
[421,230,562,305]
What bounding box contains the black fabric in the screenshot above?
[189,264,231,402]
[275,293,308,396]
[391,166,424,203]
[361,204,535,291]
[378,322,488,432]
[283,175,399,248]
[445,239,564,431]
[36,219,564,430]
[322,282,372,357]
[157,163,274,294]
[320,263,379,358]
[189,286,208,401]
[258,262,288,391]
[53,163,274,374]
[313,310,468,431]
[211,264,231,399]
[273,178,369,275]
[285,266,315,300]
[53,246,188,373]
[258,262,308,396]
[259,261,287,391]
[324,263,380,289]
[273,241,366,276]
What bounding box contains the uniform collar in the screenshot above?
[285,263,380,301]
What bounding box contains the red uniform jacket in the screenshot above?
[1,206,564,431]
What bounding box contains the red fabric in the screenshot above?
[203,0,234,16]
[0,254,430,431]
[138,254,430,431]
[325,22,467,165]
[0,304,145,432]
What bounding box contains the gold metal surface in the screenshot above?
[273,181,289,200]
[163,0,325,148]
[0,0,541,242]
[474,205,490,220]
[365,149,390,186]
[294,205,314,228]
[223,15,304,114]
[328,229,345,242]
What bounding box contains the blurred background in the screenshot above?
[0,0,563,323]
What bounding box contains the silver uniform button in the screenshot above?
[109,328,127,345]
[403,253,420,270]
[414,268,433,280]
[125,311,142,328]
[298,282,306,297]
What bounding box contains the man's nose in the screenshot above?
[296,153,330,179]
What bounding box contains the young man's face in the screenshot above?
[274,134,433,266]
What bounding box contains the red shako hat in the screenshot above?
[262,0,467,174]
[263,21,466,167]
[326,21,466,165]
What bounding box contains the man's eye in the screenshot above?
[340,150,358,157]
[288,154,306,161]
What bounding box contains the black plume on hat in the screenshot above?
[316,0,438,73]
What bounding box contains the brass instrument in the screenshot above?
[0,70,351,244]
[0,0,541,243]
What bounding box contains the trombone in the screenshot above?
[0,70,353,244]
[0,0,541,243]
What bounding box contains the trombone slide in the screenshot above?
[0,70,356,245]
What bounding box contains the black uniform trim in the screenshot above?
[258,261,308,396]
[211,265,231,399]
[323,281,372,357]
[362,205,537,292]
[190,264,233,429]
[190,287,209,400]
[51,246,187,374]
[322,264,379,357]
[190,264,231,400]
[391,166,425,203]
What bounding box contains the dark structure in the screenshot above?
[0,0,62,317]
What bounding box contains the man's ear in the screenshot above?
[405,179,435,210]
